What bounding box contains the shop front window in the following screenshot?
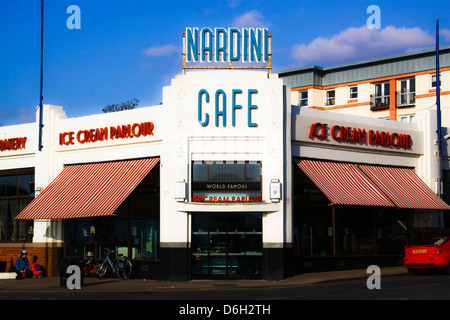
[293,160,414,257]
[0,170,34,242]
[191,161,262,203]
[65,217,160,260]
[64,162,160,259]
[294,207,332,256]
[375,208,411,254]
[130,220,159,259]
[335,207,376,255]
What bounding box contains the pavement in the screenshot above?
[0,266,408,293]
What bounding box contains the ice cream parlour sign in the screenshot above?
[308,122,412,149]
[59,122,154,146]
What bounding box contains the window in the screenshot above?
[65,218,160,260]
[398,78,415,106]
[371,82,390,110]
[349,86,358,100]
[299,91,308,106]
[192,161,261,182]
[400,115,415,123]
[432,73,441,88]
[0,170,35,242]
[326,90,335,106]
[192,161,262,203]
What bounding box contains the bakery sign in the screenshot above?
[59,122,154,146]
[309,122,412,149]
[0,137,27,151]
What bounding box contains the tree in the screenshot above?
[102,98,139,113]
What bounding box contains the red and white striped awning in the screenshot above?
[359,165,450,210]
[295,159,395,207]
[16,158,160,220]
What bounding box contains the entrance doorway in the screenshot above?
[191,213,262,279]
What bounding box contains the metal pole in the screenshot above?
[38,0,44,151]
[437,19,441,155]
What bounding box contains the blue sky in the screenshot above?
[1,0,449,126]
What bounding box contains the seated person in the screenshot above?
[15,250,32,279]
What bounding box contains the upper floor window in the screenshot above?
[299,91,308,106]
[326,90,335,106]
[371,82,390,111]
[349,86,358,100]
[431,73,441,88]
[398,78,415,107]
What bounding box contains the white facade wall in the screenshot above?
[160,70,291,249]
[1,68,448,279]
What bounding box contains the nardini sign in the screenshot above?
[184,27,270,64]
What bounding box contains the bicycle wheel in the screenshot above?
[82,263,90,277]
[98,261,108,279]
[117,260,132,280]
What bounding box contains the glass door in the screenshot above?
[191,213,262,279]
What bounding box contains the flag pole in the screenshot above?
[38,0,44,151]
[437,19,441,155]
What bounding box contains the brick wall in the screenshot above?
[0,243,60,277]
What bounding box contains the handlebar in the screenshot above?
[105,248,124,258]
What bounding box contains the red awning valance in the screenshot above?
[295,159,395,207]
[359,165,450,210]
[296,159,450,210]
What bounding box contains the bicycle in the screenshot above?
[82,256,100,278]
[97,248,132,280]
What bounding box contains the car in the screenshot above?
[404,237,450,274]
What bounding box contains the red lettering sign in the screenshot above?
[59,122,155,146]
[309,122,327,139]
[0,137,27,151]
[191,195,262,203]
[310,122,412,149]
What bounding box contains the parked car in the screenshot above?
[404,237,450,274]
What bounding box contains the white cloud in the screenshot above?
[441,28,450,42]
[227,0,242,8]
[16,107,35,123]
[143,44,179,57]
[232,10,266,28]
[291,25,435,66]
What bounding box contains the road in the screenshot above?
[1,272,446,318]
[1,272,449,300]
